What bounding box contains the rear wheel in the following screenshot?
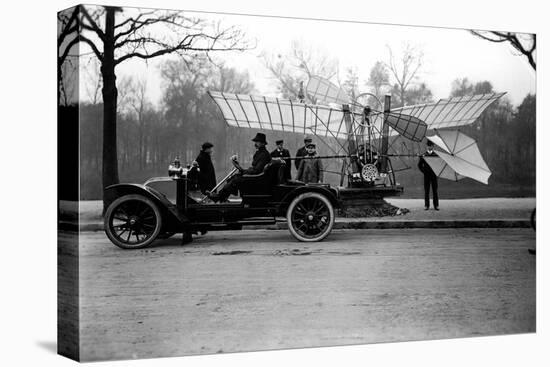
[286,192,335,242]
[104,194,162,249]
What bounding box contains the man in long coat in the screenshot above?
[418,140,439,210]
[296,142,323,183]
[270,139,291,180]
[195,142,217,194]
[295,135,313,172]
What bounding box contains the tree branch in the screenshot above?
[471,30,536,70]
[80,5,105,41]
[57,7,80,46]
[80,35,103,62]
[59,36,81,65]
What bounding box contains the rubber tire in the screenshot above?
[104,194,163,249]
[286,192,335,242]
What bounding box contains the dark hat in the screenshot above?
[426,140,434,147]
[275,139,284,145]
[306,142,316,148]
[252,132,268,144]
[201,142,214,150]
[304,135,313,142]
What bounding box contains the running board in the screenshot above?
[193,218,277,226]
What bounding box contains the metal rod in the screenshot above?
[211,167,238,192]
[285,155,351,160]
[200,167,239,202]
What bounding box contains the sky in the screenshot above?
[80,9,536,108]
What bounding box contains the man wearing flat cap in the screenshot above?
[270,139,291,180]
[296,142,323,184]
[208,133,272,202]
[194,142,216,194]
[295,135,313,172]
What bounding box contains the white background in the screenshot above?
[0,0,546,366]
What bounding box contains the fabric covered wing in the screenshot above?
[436,150,491,184]
[391,93,505,129]
[306,76,350,105]
[208,91,357,139]
[426,134,452,154]
[385,112,428,142]
[423,156,464,182]
[427,130,491,184]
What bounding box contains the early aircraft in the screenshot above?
[103,76,504,248]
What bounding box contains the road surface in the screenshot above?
[64,228,536,361]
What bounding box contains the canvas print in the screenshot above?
[57,4,536,362]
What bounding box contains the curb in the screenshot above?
[60,219,532,232]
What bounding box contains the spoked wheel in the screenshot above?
[104,194,162,249]
[287,192,335,242]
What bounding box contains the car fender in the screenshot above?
[278,185,340,213]
[104,183,188,226]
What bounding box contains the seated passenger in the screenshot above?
[208,133,271,203]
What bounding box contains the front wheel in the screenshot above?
[286,192,335,242]
[104,194,162,249]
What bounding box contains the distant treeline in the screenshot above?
[74,57,535,200]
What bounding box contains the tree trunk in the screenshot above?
[101,7,119,208]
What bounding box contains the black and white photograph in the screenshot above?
[55,1,537,363]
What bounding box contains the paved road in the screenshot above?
[66,228,536,361]
[64,197,536,225]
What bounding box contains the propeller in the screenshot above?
[306,75,427,142]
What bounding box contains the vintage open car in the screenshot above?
[104,160,346,249]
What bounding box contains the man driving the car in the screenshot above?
[207,133,271,203]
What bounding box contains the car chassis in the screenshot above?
[103,161,403,249]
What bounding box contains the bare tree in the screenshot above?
[471,31,536,70]
[83,58,103,104]
[450,77,474,98]
[126,77,150,169]
[341,67,360,101]
[58,7,81,107]
[366,61,390,100]
[57,5,249,205]
[386,43,423,107]
[262,40,338,99]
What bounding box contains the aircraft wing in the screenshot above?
[390,93,506,130]
[208,91,359,139]
[306,76,350,105]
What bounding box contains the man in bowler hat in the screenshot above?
[208,133,271,202]
[270,139,291,180]
[418,140,439,210]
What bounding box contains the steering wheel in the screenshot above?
[231,158,244,173]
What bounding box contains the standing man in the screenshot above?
[270,139,291,180]
[295,135,313,172]
[418,140,439,210]
[296,142,324,184]
[195,142,217,194]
